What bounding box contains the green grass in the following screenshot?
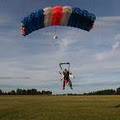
[0,95,120,120]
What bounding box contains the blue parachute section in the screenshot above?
[21,9,44,36]
[68,7,96,31]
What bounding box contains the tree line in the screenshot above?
[66,87,120,96]
[0,87,120,95]
[0,88,52,95]
[84,87,120,95]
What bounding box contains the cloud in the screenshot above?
[95,16,120,31]
[114,34,120,41]
[0,16,12,25]
[98,16,120,23]
[55,29,79,61]
[74,80,120,87]
[96,32,120,62]
[112,34,120,50]
[112,42,120,50]
[96,16,120,28]
[0,77,30,79]
[96,51,115,61]
[96,46,120,62]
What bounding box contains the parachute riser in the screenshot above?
[59,62,70,71]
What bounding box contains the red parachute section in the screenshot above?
[52,6,63,25]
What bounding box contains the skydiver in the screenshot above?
[59,69,73,90]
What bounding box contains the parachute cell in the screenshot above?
[60,6,72,26]
[52,6,63,25]
[43,7,52,27]
[21,6,96,36]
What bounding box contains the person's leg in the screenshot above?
[63,80,65,89]
[69,80,73,89]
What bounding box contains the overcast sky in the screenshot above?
[0,0,120,94]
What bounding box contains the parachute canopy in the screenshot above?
[21,6,96,36]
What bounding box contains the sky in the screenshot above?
[0,0,120,94]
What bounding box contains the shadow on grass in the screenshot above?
[114,104,120,108]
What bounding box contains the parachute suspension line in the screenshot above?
[55,26,56,35]
[59,63,63,71]
[53,26,58,40]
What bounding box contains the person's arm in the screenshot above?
[60,72,64,81]
[59,71,62,75]
[69,72,75,78]
[69,72,72,75]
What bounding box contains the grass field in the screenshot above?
[0,95,120,120]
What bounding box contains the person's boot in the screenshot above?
[70,87,73,90]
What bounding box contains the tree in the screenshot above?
[116,87,120,95]
[16,89,23,95]
[10,90,16,95]
[0,89,3,95]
